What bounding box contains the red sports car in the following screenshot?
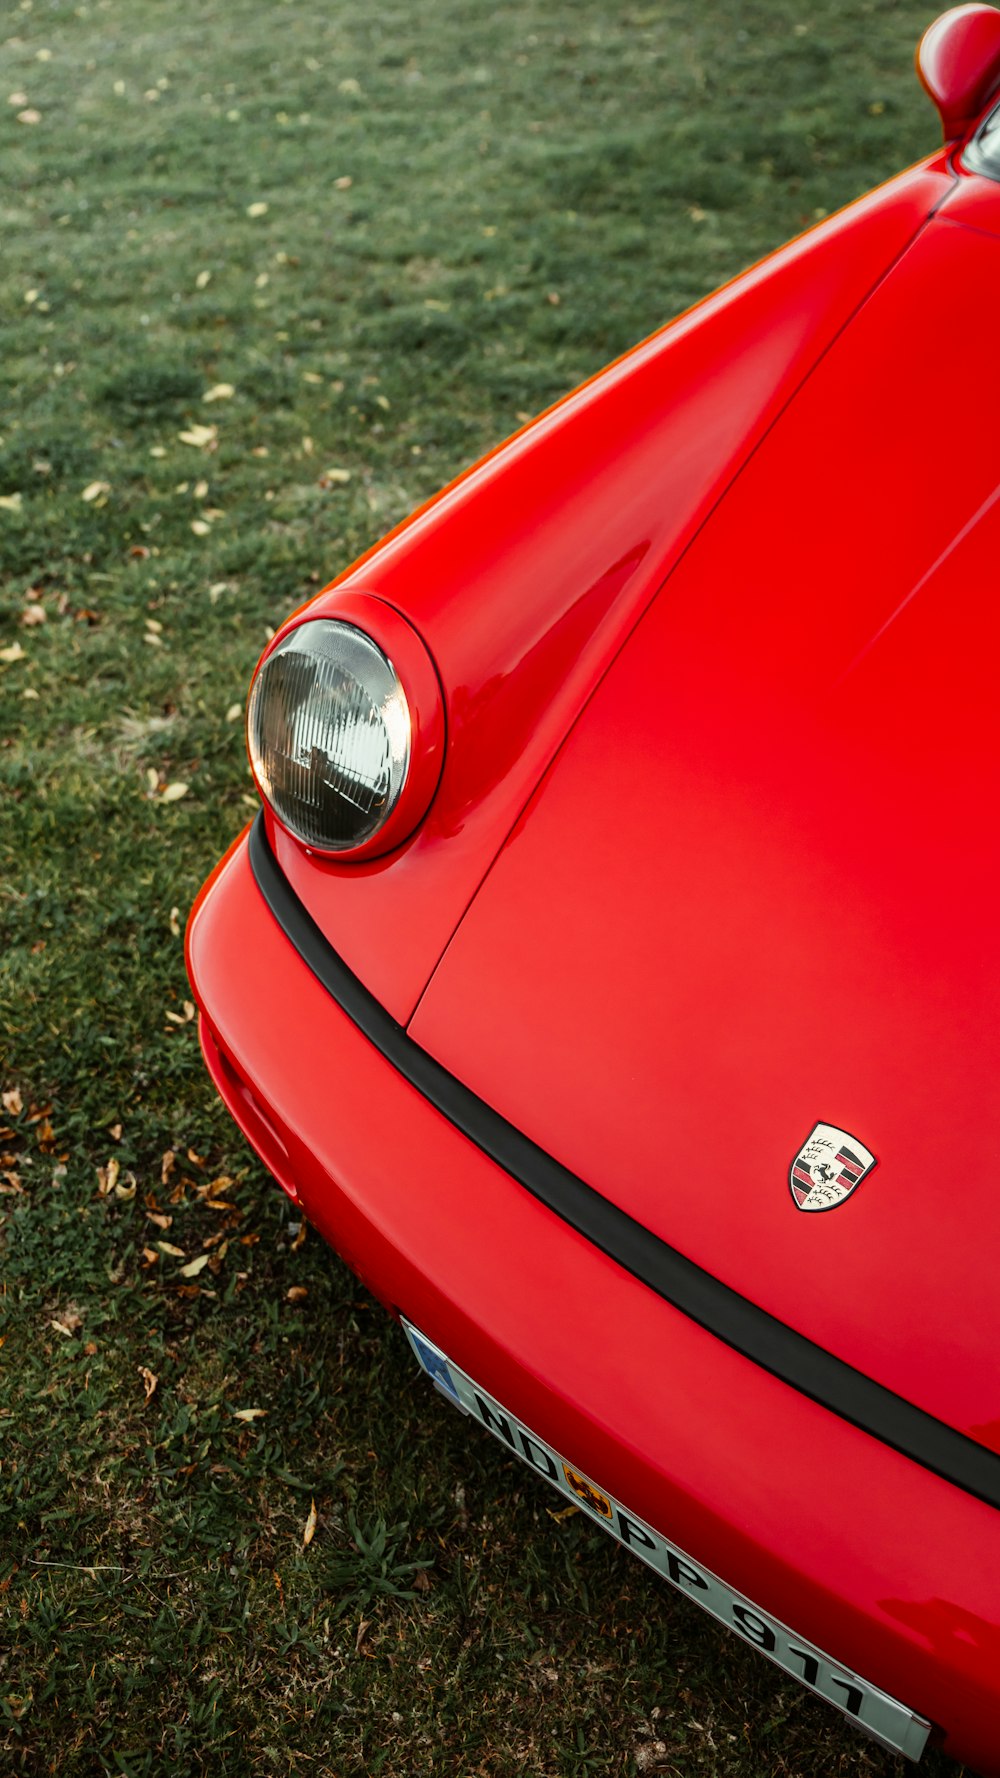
[187,9,1000,1770]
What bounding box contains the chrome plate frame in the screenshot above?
[402,1319,930,1763]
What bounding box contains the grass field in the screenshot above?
[0,1,966,1774]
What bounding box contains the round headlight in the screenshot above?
[248,619,412,852]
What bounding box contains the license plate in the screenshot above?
[402,1320,930,1763]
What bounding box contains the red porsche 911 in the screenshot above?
[187,8,1000,1770]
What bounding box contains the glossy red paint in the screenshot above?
[935,158,1000,226]
[189,838,1000,1775]
[918,3,1000,140]
[190,22,1000,1769]
[264,159,952,1023]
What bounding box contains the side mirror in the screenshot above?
[917,4,1000,141]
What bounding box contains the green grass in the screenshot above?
[0,1,965,1773]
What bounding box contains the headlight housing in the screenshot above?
[247,594,444,858]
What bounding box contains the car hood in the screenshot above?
[409,211,1000,1447]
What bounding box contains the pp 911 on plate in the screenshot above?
[188,10,1000,1772]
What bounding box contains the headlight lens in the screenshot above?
[247,619,411,851]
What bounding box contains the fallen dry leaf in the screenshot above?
[0,642,26,664]
[197,1173,233,1197]
[81,480,110,503]
[159,781,189,803]
[17,108,42,125]
[96,1156,120,1197]
[302,1499,317,1547]
[147,1211,172,1231]
[139,1365,159,1401]
[20,603,45,627]
[195,269,211,289]
[161,1149,176,1184]
[177,423,217,450]
[2,1089,23,1117]
[225,702,242,723]
[157,1240,186,1258]
[246,201,269,218]
[233,1406,267,1421]
[179,1253,210,1278]
[286,1285,308,1303]
[321,467,351,486]
[190,520,211,537]
[0,494,23,515]
[202,383,235,403]
[50,1309,82,1337]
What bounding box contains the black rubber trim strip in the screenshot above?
[249,810,1000,1513]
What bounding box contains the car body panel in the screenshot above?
[187,834,1000,1776]
[408,209,1000,1449]
[939,158,1000,228]
[266,160,953,1023]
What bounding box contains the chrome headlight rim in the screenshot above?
[246,591,446,861]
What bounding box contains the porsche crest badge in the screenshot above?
[789,1122,876,1212]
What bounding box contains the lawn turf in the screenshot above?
[0,1,968,1774]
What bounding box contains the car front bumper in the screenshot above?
[187,825,1000,1774]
